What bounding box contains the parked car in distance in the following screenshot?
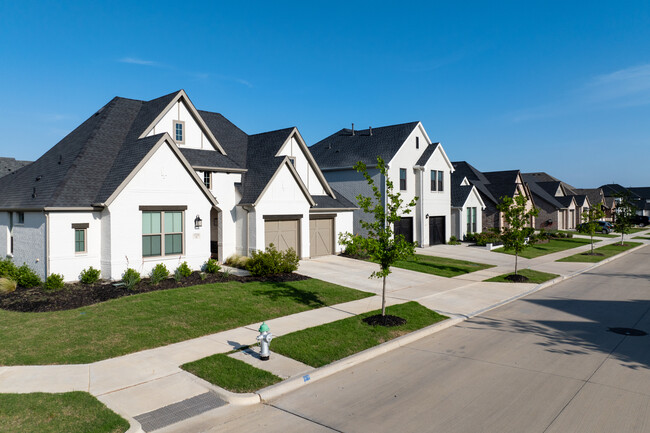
[577,220,613,234]
[631,215,650,227]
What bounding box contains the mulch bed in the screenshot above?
[504,274,529,283]
[362,314,407,327]
[0,271,309,313]
[581,252,604,256]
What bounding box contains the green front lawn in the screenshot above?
[557,242,643,263]
[0,279,371,365]
[485,269,559,284]
[0,392,129,433]
[497,238,593,259]
[182,353,282,393]
[559,230,618,238]
[391,254,495,277]
[271,302,447,368]
[617,228,647,234]
[633,236,650,240]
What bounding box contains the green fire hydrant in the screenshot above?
[256,322,273,361]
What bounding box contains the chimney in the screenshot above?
[369,126,372,136]
[351,123,355,136]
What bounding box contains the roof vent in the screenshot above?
[35,175,42,182]
[58,155,63,165]
[351,123,355,136]
[369,126,372,136]
[32,187,36,198]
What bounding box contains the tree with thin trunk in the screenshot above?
[341,156,417,320]
[496,195,539,278]
[613,193,635,245]
[577,206,605,254]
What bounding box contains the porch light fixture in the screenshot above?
[425,214,429,219]
[194,215,203,229]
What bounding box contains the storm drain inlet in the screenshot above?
[134,392,227,432]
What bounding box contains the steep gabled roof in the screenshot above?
[415,142,440,166]
[572,194,588,207]
[311,189,356,210]
[198,110,248,168]
[573,188,605,206]
[0,157,31,179]
[452,161,497,203]
[451,185,474,208]
[310,122,420,168]
[483,170,521,202]
[600,184,637,198]
[629,187,650,199]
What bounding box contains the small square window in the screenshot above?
[17,212,24,224]
[173,121,185,144]
[400,168,407,191]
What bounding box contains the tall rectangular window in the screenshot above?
[173,120,185,144]
[431,170,437,191]
[467,207,472,234]
[142,210,184,257]
[472,207,477,232]
[75,229,86,253]
[437,171,444,192]
[203,172,211,189]
[416,136,419,149]
[17,212,25,224]
[400,168,407,190]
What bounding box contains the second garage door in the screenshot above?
[265,219,299,254]
[310,217,333,257]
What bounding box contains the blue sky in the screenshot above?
[1,1,649,187]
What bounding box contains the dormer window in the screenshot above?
[173,120,185,144]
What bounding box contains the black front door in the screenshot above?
[429,216,445,245]
[394,217,414,243]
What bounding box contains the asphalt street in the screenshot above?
[162,245,650,433]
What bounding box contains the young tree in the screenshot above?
[577,206,605,254]
[496,194,539,278]
[614,193,636,245]
[340,156,418,320]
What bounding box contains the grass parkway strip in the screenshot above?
[389,254,495,277]
[0,279,371,365]
[496,237,592,259]
[0,392,129,433]
[485,269,559,284]
[557,242,643,263]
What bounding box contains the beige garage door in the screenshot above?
[310,218,333,257]
[265,219,299,253]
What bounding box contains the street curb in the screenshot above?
[181,370,261,406]
[246,242,647,403]
[255,316,463,403]
[95,395,144,433]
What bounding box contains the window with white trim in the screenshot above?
[400,168,407,190]
[466,207,477,234]
[142,211,184,257]
[75,229,86,253]
[17,212,24,224]
[437,171,444,192]
[431,170,437,191]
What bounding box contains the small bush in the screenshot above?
[224,254,250,269]
[448,235,461,245]
[199,272,207,281]
[122,268,141,290]
[247,244,300,276]
[0,258,18,279]
[175,262,192,278]
[80,266,101,284]
[15,264,41,288]
[150,263,169,285]
[471,229,502,246]
[339,232,369,258]
[203,258,221,274]
[0,277,17,294]
[44,273,65,291]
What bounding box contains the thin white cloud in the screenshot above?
[234,78,253,88]
[119,57,160,67]
[509,63,650,122]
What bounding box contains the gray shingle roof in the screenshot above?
[311,189,356,210]
[179,148,242,170]
[573,188,605,206]
[0,158,31,179]
[522,175,567,210]
[452,161,498,203]
[415,142,440,166]
[451,185,474,208]
[310,122,420,168]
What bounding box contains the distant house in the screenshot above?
[0,90,354,281]
[522,173,588,230]
[310,122,454,246]
[601,184,650,218]
[450,170,486,240]
[452,162,535,230]
[0,157,31,179]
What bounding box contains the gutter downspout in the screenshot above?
[414,165,425,246]
[243,205,254,256]
[45,212,50,277]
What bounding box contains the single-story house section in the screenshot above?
[0,90,354,281]
[310,122,453,246]
[451,173,486,240]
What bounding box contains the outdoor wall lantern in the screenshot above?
[425,214,429,219]
[194,215,203,229]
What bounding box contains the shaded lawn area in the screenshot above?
[485,269,559,284]
[271,302,447,368]
[391,254,495,277]
[182,353,282,393]
[557,242,643,263]
[0,279,371,365]
[497,238,593,259]
[633,236,650,240]
[0,392,129,433]
[559,230,617,238]
[616,228,647,234]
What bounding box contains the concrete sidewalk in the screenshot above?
[1,229,647,432]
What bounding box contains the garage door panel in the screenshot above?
[265,220,299,253]
[310,218,333,257]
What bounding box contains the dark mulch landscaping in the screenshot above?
[362,314,407,327]
[505,274,529,283]
[581,252,604,256]
[0,271,309,313]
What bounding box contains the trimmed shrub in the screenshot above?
[339,232,369,258]
[0,259,18,279]
[15,264,41,288]
[448,235,461,245]
[80,266,101,284]
[224,254,250,269]
[150,263,169,285]
[44,273,65,291]
[122,268,141,290]
[0,277,17,294]
[175,262,192,278]
[247,244,299,276]
[203,258,221,274]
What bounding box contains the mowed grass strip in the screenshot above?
[497,238,592,259]
[485,269,559,284]
[182,353,282,393]
[271,302,447,368]
[391,254,495,277]
[557,242,643,263]
[559,230,617,238]
[633,236,650,240]
[0,279,372,365]
[0,392,129,433]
